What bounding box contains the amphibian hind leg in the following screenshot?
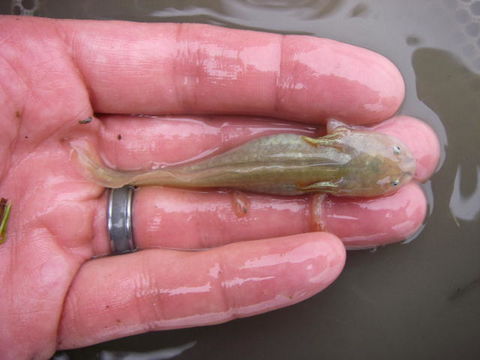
[310,193,327,232]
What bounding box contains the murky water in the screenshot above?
[2,0,480,359]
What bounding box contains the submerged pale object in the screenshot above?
[72,121,416,197]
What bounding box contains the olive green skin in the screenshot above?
[74,125,416,197]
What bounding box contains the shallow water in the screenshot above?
[2,0,480,359]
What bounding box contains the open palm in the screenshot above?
[0,16,439,359]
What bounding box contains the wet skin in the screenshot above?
[73,121,416,197]
[0,17,439,359]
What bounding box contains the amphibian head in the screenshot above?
[334,130,416,197]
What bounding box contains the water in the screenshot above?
[2,0,480,359]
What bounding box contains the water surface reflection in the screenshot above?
[412,47,480,224]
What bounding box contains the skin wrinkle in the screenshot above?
[177,23,209,113]
[194,196,210,249]
[0,44,31,92]
[91,192,108,255]
[50,189,100,347]
[0,55,28,173]
[148,298,164,333]
[204,48,240,81]
[11,230,72,358]
[0,21,17,46]
[174,23,187,114]
[15,170,93,251]
[130,251,235,332]
[274,33,291,115]
[212,250,233,317]
[13,108,86,184]
[56,277,80,347]
[0,246,15,347]
[54,203,91,255]
[271,32,284,115]
[31,253,71,346]
[136,252,163,332]
[141,293,296,330]
[38,25,94,146]
[174,24,284,116]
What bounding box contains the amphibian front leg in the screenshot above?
[301,134,345,151]
[297,180,342,193]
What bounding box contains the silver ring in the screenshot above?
[108,186,135,254]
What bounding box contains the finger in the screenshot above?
[131,181,425,250]
[94,115,317,171]
[321,183,426,249]
[58,232,345,349]
[91,181,425,254]
[88,114,437,181]
[55,19,405,123]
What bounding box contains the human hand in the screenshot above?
[0,16,439,359]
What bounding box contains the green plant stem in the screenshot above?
[0,201,11,244]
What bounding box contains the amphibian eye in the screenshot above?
[392,179,400,186]
[393,145,401,155]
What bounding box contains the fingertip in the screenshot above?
[324,182,427,248]
[385,182,427,242]
[314,232,346,287]
[399,182,428,237]
[365,50,405,120]
[229,232,346,317]
[271,35,406,124]
[234,232,346,290]
[388,59,406,116]
[318,232,347,273]
[374,116,441,181]
[295,232,346,288]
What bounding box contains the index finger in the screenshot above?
[62,20,404,124]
